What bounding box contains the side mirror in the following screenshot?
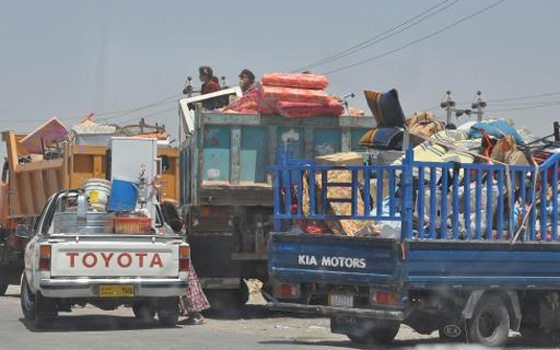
[14,224,33,238]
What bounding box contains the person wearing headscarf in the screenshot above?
[238,69,256,93]
[199,66,221,95]
[198,66,222,109]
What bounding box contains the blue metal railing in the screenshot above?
[269,147,560,242]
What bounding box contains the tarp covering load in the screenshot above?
[225,72,343,117]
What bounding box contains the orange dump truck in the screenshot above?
[0,130,180,295]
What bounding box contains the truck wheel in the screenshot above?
[347,322,400,344]
[133,302,156,322]
[157,297,179,327]
[0,284,8,296]
[467,295,509,347]
[20,277,57,329]
[20,277,37,321]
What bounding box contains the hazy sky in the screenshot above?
[1,0,559,159]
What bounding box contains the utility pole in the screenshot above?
[440,90,487,124]
[440,90,456,125]
[471,91,487,122]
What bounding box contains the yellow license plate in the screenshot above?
[99,284,134,298]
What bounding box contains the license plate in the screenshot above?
[328,293,353,307]
[99,284,134,298]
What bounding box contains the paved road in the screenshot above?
[0,286,555,350]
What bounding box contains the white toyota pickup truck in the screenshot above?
[19,189,190,328]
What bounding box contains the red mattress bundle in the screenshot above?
[261,72,329,90]
[225,73,343,118]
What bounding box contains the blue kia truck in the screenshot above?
[267,146,560,347]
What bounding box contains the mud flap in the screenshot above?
[331,315,388,335]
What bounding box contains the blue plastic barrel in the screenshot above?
[107,178,138,212]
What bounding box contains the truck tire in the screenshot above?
[157,297,179,327]
[20,277,57,329]
[467,295,509,347]
[133,302,156,322]
[0,284,8,296]
[20,277,36,321]
[347,322,400,344]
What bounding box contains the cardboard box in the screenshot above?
[315,152,364,166]
[315,152,365,184]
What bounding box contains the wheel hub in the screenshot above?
[479,312,499,338]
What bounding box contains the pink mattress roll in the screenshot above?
[259,85,332,105]
[277,99,344,118]
[261,72,329,90]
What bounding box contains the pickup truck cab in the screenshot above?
[19,189,190,328]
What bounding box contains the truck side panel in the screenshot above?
[269,234,401,288]
[405,241,560,289]
[180,112,375,207]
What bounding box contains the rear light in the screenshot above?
[274,283,300,299]
[178,245,190,272]
[39,244,51,271]
[371,290,397,305]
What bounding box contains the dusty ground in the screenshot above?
[205,279,436,345]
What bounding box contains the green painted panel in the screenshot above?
[203,126,231,181]
[313,128,341,156]
[277,127,303,159]
[241,127,268,182]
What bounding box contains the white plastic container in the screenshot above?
[83,178,112,211]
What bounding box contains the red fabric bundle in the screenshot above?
[277,98,344,118]
[261,72,329,90]
[259,85,332,105]
[224,87,273,114]
[223,73,342,118]
[226,94,259,114]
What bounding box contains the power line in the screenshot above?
[487,91,560,103]
[117,105,178,126]
[100,100,177,123]
[322,0,507,75]
[96,94,180,119]
[1,93,181,125]
[487,101,560,113]
[489,99,560,108]
[294,0,460,72]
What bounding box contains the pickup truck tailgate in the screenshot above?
[269,233,401,287]
[50,240,180,278]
